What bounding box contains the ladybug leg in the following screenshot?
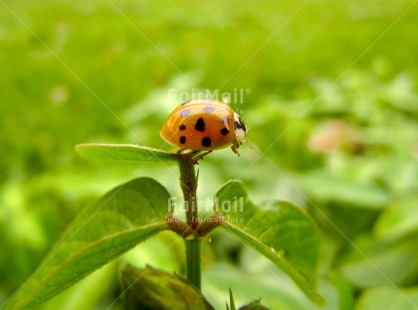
[231,139,241,157]
[192,151,212,164]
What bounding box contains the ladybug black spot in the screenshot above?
[201,137,212,147]
[203,107,216,114]
[181,109,190,119]
[179,136,186,144]
[195,117,206,132]
[179,124,186,130]
[220,128,230,135]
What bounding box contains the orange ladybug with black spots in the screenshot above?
[160,99,247,155]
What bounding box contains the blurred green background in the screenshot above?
[1,0,418,309]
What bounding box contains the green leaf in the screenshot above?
[76,143,178,164]
[238,299,269,310]
[215,181,325,305]
[120,264,214,310]
[229,288,236,310]
[238,244,353,310]
[374,196,418,241]
[296,172,388,209]
[40,263,116,310]
[327,274,354,310]
[3,177,171,310]
[339,235,416,288]
[357,286,418,310]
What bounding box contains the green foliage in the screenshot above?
[374,196,418,240]
[76,143,178,164]
[2,0,418,308]
[339,235,417,288]
[228,289,236,310]
[357,286,418,310]
[121,265,213,310]
[2,145,324,308]
[227,289,269,310]
[215,181,324,305]
[40,263,116,310]
[239,300,269,310]
[3,178,170,309]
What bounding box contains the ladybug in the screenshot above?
[160,99,247,155]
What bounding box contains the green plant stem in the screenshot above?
[178,153,198,229]
[178,153,201,289]
[185,239,201,289]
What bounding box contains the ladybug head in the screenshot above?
[233,112,247,143]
